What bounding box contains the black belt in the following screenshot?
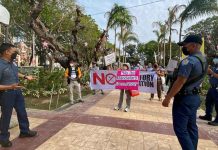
[177,88,200,96]
[211,84,218,88]
[0,89,19,93]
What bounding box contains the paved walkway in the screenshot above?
[3,90,218,150]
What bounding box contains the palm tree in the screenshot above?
[117,30,138,63]
[167,4,186,59]
[105,3,137,64]
[153,21,168,65]
[179,0,218,58]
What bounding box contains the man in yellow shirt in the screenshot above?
[65,60,83,104]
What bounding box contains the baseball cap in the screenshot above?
[177,34,202,46]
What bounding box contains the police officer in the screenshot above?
[162,35,207,150]
[0,43,37,147]
[199,57,218,126]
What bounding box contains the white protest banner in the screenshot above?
[139,71,157,93]
[90,70,157,93]
[90,70,117,90]
[166,59,178,71]
[104,53,116,66]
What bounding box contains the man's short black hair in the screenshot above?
[0,43,16,54]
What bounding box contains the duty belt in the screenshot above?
[0,89,19,93]
[211,84,218,88]
[177,88,200,96]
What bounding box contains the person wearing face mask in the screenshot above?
[162,35,207,150]
[199,58,218,126]
[65,59,83,104]
[0,43,37,147]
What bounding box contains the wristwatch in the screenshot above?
[24,75,28,79]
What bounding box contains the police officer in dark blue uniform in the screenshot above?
[0,43,37,147]
[162,35,207,150]
[199,57,218,126]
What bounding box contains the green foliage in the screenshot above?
[186,16,218,57]
[20,68,67,98]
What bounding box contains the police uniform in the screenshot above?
[173,51,207,150]
[201,66,218,123]
[0,58,30,141]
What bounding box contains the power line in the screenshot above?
[90,0,165,16]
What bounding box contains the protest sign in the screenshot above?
[104,53,116,66]
[90,70,157,93]
[166,59,178,71]
[115,70,140,90]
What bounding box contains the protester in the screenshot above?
[114,63,131,112]
[65,59,83,104]
[90,61,104,95]
[147,63,153,72]
[150,63,164,101]
[0,43,37,148]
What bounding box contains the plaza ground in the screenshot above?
[4,90,218,150]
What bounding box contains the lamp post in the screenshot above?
[0,4,10,42]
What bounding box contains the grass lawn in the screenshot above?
[25,87,92,110]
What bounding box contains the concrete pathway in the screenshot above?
[3,90,218,150]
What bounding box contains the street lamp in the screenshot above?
[0,4,10,42]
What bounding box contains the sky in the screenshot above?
[76,0,207,44]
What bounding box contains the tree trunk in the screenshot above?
[169,26,172,59]
[157,42,160,63]
[118,41,121,66]
[179,20,183,60]
[114,28,117,54]
[163,36,166,67]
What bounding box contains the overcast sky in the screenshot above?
[76,0,208,44]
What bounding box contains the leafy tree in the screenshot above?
[179,0,218,47]
[186,16,218,57]
[166,4,186,59]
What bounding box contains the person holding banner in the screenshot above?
[162,35,207,150]
[90,62,104,95]
[114,63,131,112]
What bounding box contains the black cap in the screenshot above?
[177,35,202,46]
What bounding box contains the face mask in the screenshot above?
[11,51,18,61]
[182,47,189,56]
[213,58,218,65]
[70,63,74,67]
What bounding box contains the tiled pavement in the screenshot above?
[2,90,218,150]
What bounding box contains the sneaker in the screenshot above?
[19,130,37,138]
[114,106,121,111]
[208,121,218,126]
[199,115,212,121]
[124,107,130,112]
[101,92,104,95]
[149,98,153,101]
[0,140,12,147]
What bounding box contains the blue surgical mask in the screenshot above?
[213,58,218,65]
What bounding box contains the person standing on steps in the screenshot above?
[0,43,37,148]
[65,59,83,104]
[162,35,207,150]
